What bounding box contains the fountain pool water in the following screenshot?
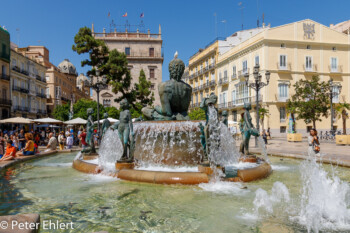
[1,153,350,232]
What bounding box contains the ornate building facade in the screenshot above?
[91,24,163,108]
[18,46,90,116]
[0,27,11,119]
[10,45,47,119]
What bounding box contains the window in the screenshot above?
[211,72,215,81]
[305,56,312,70]
[232,66,236,78]
[233,110,237,122]
[279,55,287,68]
[195,94,198,103]
[200,92,203,101]
[306,45,311,50]
[125,47,130,56]
[12,59,16,67]
[55,86,61,99]
[331,57,338,72]
[205,75,209,84]
[280,107,286,122]
[242,60,248,73]
[149,48,154,57]
[278,83,289,100]
[149,68,155,79]
[280,126,286,133]
[211,57,215,65]
[231,90,236,102]
[205,60,209,69]
[222,92,227,104]
[103,99,111,107]
[224,70,227,79]
[1,65,5,75]
[200,79,203,85]
[281,43,285,48]
[46,75,50,82]
[150,84,155,90]
[255,56,259,65]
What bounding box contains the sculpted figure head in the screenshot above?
[205,92,218,106]
[169,52,185,81]
[120,98,130,110]
[87,108,94,115]
[103,112,108,119]
[243,102,252,111]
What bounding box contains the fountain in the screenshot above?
[72,52,272,185]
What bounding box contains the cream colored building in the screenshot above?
[10,45,48,119]
[92,24,163,108]
[0,27,11,119]
[18,46,90,116]
[188,19,350,136]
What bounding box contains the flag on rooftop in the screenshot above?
[122,12,127,17]
[140,12,144,18]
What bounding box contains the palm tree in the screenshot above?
[259,107,269,131]
[335,102,350,134]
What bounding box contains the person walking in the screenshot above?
[308,128,320,156]
[58,131,65,150]
[262,129,268,145]
[47,132,58,151]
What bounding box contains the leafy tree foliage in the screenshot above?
[287,76,331,129]
[335,102,350,134]
[53,103,70,121]
[105,107,120,119]
[188,107,206,120]
[132,69,154,113]
[73,99,106,120]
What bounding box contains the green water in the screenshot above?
[1,153,350,233]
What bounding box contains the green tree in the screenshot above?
[73,99,106,120]
[288,76,331,129]
[335,102,350,134]
[72,27,109,77]
[259,107,269,131]
[105,106,120,119]
[132,69,154,113]
[52,103,70,121]
[188,107,206,120]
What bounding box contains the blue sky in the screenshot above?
[1,0,349,80]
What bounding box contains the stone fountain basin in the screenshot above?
[72,158,272,185]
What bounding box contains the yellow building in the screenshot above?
[10,46,48,119]
[213,19,350,136]
[185,39,220,109]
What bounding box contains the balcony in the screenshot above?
[231,73,237,80]
[238,69,250,78]
[20,87,29,94]
[0,73,10,81]
[209,80,216,87]
[277,63,292,72]
[329,65,343,74]
[37,93,46,98]
[12,86,21,92]
[21,69,29,76]
[126,52,163,59]
[0,98,12,106]
[209,63,215,70]
[218,77,229,85]
[36,75,46,83]
[277,96,289,102]
[218,95,263,110]
[14,106,29,112]
[303,64,317,73]
[12,66,20,72]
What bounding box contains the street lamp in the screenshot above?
[87,69,108,138]
[244,64,270,147]
[328,78,342,134]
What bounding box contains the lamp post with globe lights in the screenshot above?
[244,64,270,147]
[87,69,108,137]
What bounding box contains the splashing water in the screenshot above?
[98,129,123,173]
[133,121,203,166]
[257,136,269,163]
[207,106,240,166]
[294,156,350,232]
[253,181,290,215]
